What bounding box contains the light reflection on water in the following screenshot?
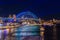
[13,25,40,40]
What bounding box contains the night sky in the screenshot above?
[0,0,60,19]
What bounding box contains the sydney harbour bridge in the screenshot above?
[0,11,60,40]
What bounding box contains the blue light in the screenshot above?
[17,11,38,19]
